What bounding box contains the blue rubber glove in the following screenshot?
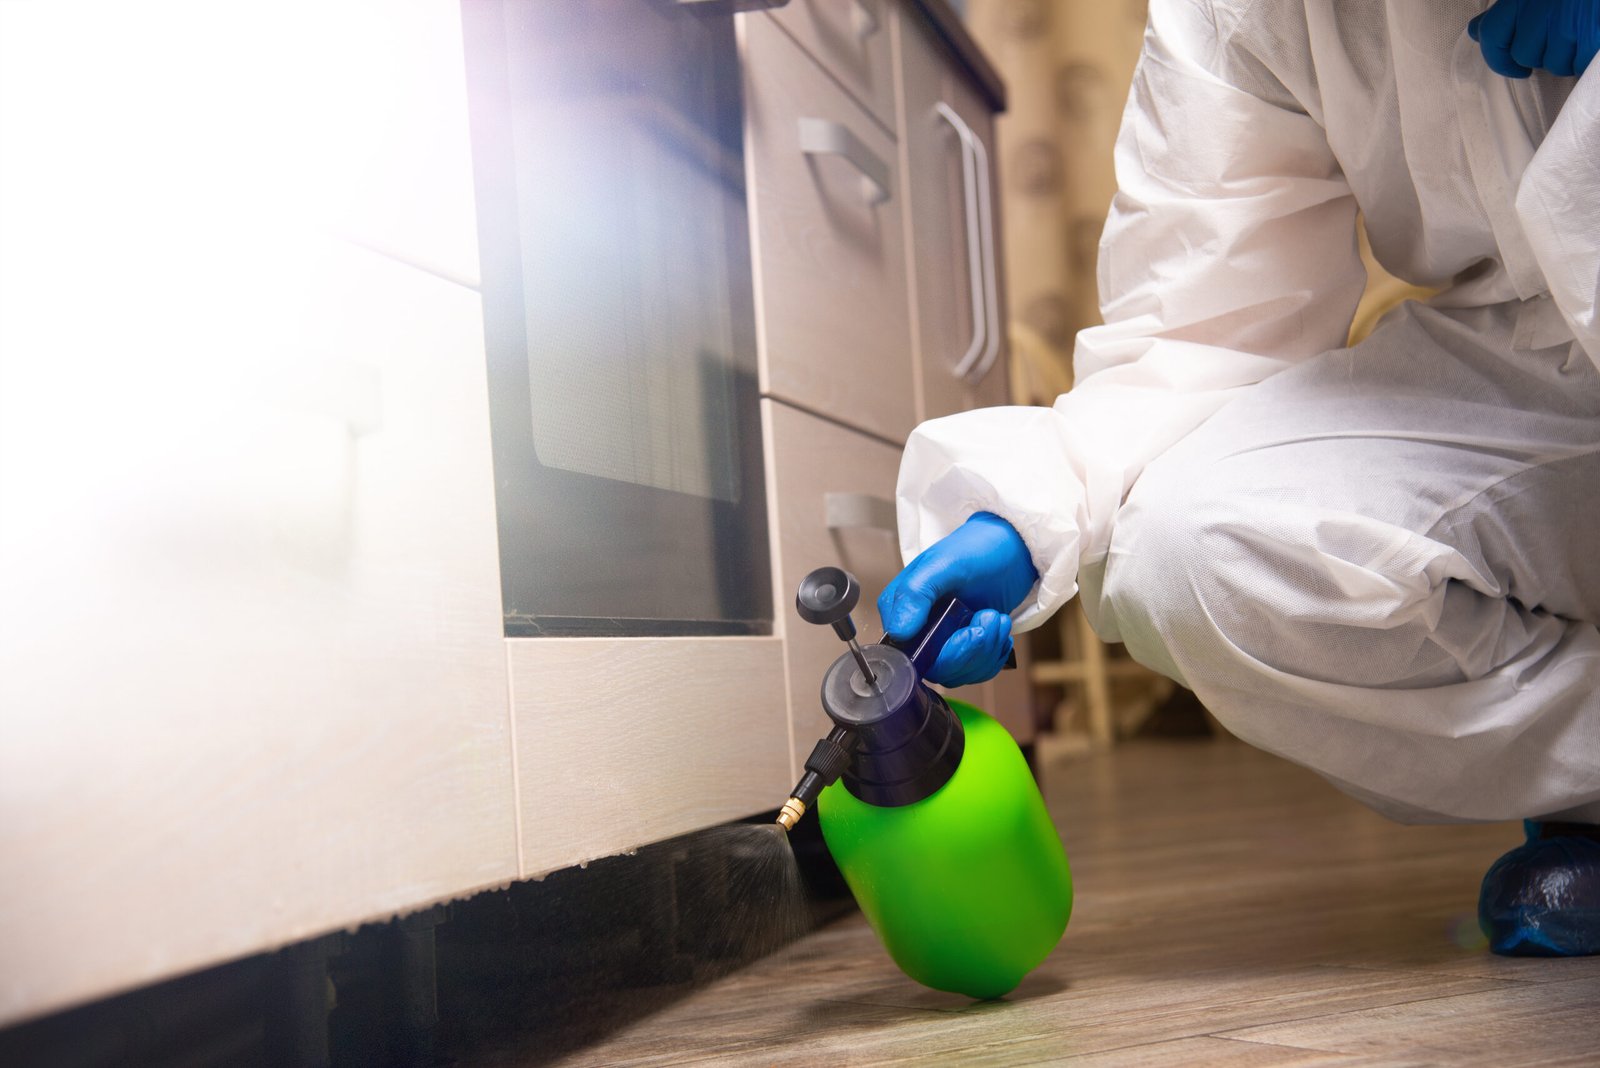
[1469,0,1600,78]
[878,512,1038,688]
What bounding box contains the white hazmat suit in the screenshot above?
[896,0,1600,824]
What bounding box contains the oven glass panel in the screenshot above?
[463,0,771,636]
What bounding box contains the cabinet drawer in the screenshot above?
[766,0,897,135]
[895,9,1008,423]
[766,401,903,760]
[742,16,916,444]
[766,400,988,770]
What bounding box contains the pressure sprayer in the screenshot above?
[775,566,1073,999]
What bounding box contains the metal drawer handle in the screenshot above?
[969,122,1002,383]
[934,103,1002,384]
[798,117,891,205]
[852,0,881,39]
[825,492,898,536]
[935,102,987,380]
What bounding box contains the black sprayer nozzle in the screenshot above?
[777,726,856,831]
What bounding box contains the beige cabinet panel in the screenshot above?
[742,15,916,444]
[894,9,1009,423]
[0,238,515,1026]
[767,0,898,135]
[510,637,791,876]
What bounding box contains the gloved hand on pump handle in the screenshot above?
[878,512,1037,689]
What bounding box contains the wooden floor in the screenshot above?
[516,740,1600,1066]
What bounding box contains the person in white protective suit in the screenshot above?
[878,0,1600,956]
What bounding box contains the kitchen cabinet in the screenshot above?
[751,3,1014,780]
[0,0,1015,1028]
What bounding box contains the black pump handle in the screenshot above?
[883,596,1019,678]
[796,566,861,642]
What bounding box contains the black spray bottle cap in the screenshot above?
[819,642,964,807]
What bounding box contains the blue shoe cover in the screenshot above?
[1478,821,1600,957]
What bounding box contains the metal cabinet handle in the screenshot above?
[824,492,898,537]
[798,117,891,205]
[852,0,881,39]
[935,102,987,380]
[969,124,1002,383]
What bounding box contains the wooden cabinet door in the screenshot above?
[895,10,1009,424]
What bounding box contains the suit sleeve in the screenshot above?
[896,0,1367,630]
[1516,63,1599,365]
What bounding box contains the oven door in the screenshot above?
[463,0,771,637]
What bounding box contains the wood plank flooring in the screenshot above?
[499,740,1600,1066]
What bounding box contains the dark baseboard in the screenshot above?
[1,817,854,1068]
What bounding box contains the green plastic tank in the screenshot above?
[819,699,1072,999]
[778,567,1073,999]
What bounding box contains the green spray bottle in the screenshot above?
[775,567,1072,999]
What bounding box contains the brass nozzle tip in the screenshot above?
[776,797,806,831]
